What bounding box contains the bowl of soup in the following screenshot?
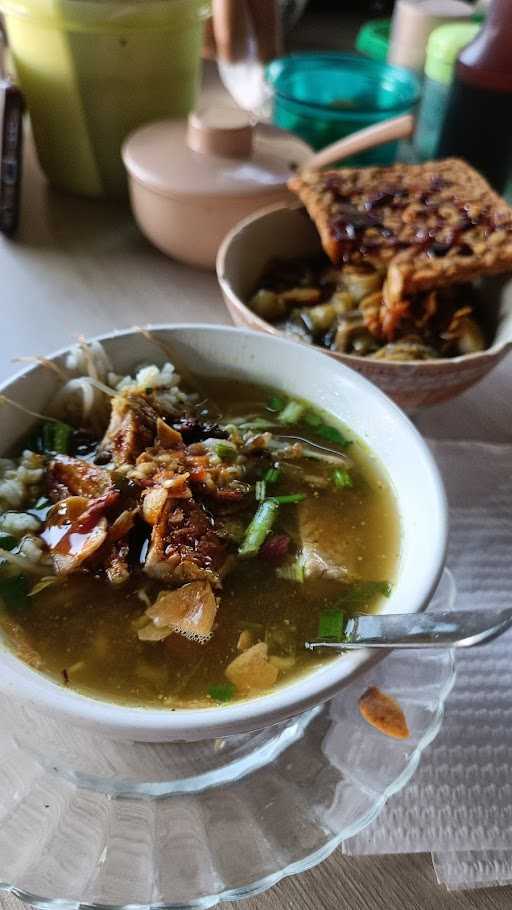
[0,325,447,741]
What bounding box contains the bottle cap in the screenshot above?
[425,21,481,85]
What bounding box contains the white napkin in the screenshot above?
[344,440,512,890]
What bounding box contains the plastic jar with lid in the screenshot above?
[1,0,210,198]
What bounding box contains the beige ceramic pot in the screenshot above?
[217,203,512,411]
[122,105,312,269]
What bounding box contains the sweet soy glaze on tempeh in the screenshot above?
[0,345,398,708]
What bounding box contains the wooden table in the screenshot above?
[1,69,512,910]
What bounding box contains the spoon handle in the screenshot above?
[306,608,512,651]
[304,114,415,171]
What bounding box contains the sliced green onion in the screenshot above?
[215,441,237,461]
[40,420,73,455]
[337,581,391,609]
[333,468,353,488]
[276,557,305,583]
[264,466,281,484]
[255,480,266,502]
[267,395,285,412]
[34,496,52,510]
[269,493,306,505]
[303,411,322,428]
[28,497,53,520]
[304,410,351,447]
[237,418,277,431]
[208,682,236,703]
[0,574,29,611]
[278,401,306,425]
[318,608,345,641]
[238,500,279,558]
[53,421,73,454]
[0,535,17,552]
[315,423,351,448]
[42,422,54,452]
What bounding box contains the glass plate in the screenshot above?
[0,571,456,909]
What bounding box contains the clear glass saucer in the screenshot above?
[0,571,456,909]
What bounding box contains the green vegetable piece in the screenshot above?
[333,468,353,488]
[264,467,281,484]
[303,410,351,447]
[278,401,306,425]
[267,395,285,412]
[42,422,54,453]
[303,411,322,428]
[315,423,351,448]
[238,417,276,431]
[337,581,391,609]
[255,480,266,502]
[238,500,279,558]
[34,496,52,510]
[208,682,236,703]
[29,497,53,520]
[40,420,73,455]
[0,535,18,552]
[318,608,345,641]
[53,421,73,454]
[276,558,305,583]
[0,574,29,610]
[216,441,237,461]
[269,493,306,505]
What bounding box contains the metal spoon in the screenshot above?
[305,609,512,651]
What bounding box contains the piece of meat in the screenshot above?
[73,489,120,533]
[100,394,157,465]
[225,642,279,692]
[144,496,230,589]
[156,418,183,449]
[43,491,119,575]
[142,485,169,526]
[140,579,218,643]
[47,455,112,502]
[52,518,108,575]
[107,507,138,543]
[298,498,357,581]
[105,538,130,586]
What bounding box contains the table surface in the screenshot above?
[2,13,512,910]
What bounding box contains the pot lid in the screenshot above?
[122,103,312,199]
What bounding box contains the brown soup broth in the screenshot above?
[0,381,400,708]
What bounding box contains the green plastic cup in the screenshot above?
[2,0,210,197]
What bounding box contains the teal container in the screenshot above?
[266,53,421,166]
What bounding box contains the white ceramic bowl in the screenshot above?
[0,325,447,741]
[217,204,512,411]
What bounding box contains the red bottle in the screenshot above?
[438,0,512,193]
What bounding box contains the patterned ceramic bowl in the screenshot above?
[217,204,512,411]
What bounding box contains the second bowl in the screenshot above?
[217,204,512,411]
